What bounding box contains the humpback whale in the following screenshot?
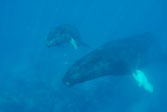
[62,33,156,93]
[46,24,87,49]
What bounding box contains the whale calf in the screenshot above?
[46,24,87,49]
[62,33,156,92]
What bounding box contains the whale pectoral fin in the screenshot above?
[143,81,153,93]
[133,71,143,87]
[132,70,153,93]
[70,38,78,49]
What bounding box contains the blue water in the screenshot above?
[0,0,167,112]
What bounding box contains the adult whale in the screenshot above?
[63,33,157,93]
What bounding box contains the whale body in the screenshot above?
[62,33,156,87]
[46,24,87,49]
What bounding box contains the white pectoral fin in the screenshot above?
[132,70,153,93]
[143,80,153,93]
[133,74,142,87]
[70,38,78,49]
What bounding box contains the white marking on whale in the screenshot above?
[70,38,78,49]
[133,70,153,93]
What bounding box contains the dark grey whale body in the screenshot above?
[46,24,88,49]
[62,33,156,87]
[47,24,79,47]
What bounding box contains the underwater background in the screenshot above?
[0,0,167,112]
